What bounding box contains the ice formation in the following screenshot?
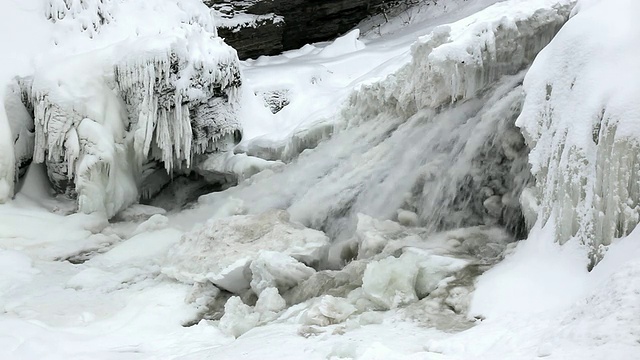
[517,0,640,265]
[0,108,15,203]
[4,0,243,217]
[114,30,242,172]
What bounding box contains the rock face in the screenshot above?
[209,0,386,59]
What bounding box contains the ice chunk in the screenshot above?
[255,287,286,314]
[302,295,357,326]
[284,260,368,306]
[0,106,15,202]
[407,248,468,298]
[115,204,166,222]
[354,213,406,260]
[163,210,330,293]
[133,214,169,235]
[517,0,640,264]
[362,252,421,309]
[249,251,315,296]
[218,296,260,338]
[196,152,284,183]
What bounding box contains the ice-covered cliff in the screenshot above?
[1,0,243,217]
[517,0,640,266]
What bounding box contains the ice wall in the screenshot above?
[7,0,242,217]
[517,0,640,266]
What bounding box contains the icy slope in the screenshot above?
[517,0,640,265]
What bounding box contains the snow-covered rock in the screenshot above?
[302,295,357,327]
[163,210,330,293]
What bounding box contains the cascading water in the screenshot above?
[162,0,576,332]
[178,1,573,249]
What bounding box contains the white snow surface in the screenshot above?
[1,0,640,359]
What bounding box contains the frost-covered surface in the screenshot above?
[2,0,640,359]
[517,0,640,265]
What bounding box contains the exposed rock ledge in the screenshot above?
[207,0,388,59]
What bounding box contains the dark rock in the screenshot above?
[209,0,388,59]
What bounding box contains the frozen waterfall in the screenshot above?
[159,1,578,330]
[185,1,573,250]
[4,0,244,217]
[518,0,640,267]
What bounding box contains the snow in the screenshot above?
[2,0,640,359]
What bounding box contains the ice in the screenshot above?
[133,214,169,235]
[9,0,243,217]
[249,251,315,296]
[0,106,14,203]
[114,30,242,172]
[302,295,357,327]
[7,0,640,358]
[115,204,166,222]
[219,296,260,338]
[188,1,572,251]
[162,210,330,293]
[255,287,286,314]
[196,152,284,183]
[516,0,640,265]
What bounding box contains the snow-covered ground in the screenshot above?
[1,0,640,359]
